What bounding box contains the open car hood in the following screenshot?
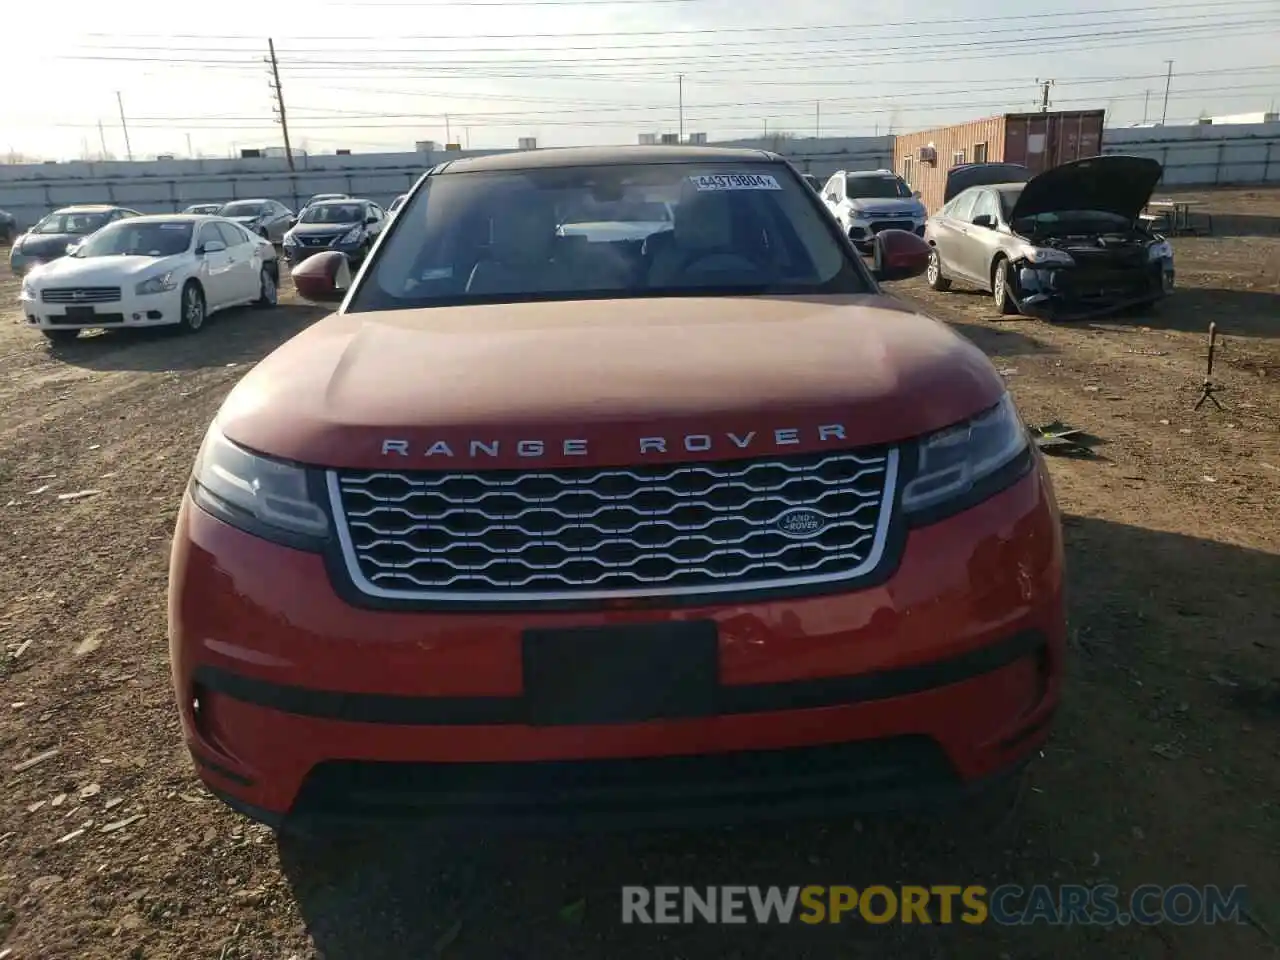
[1009,155,1163,222]
[942,163,1030,204]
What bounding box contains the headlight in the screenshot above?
[340,226,363,244]
[135,272,177,295]
[283,233,298,245]
[1023,247,1074,266]
[1147,240,1173,261]
[901,393,1031,519]
[189,423,329,547]
[20,276,35,299]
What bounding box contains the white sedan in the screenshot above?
[19,215,279,343]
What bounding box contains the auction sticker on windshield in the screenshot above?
[690,173,782,191]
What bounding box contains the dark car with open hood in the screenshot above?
[9,205,142,275]
[923,155,1174,321]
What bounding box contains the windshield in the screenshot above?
[31,212,111,235]
[300,203,364,224]
[845,176,911,200]
[76,220,193,258]
[186,205,219,214]
[351,162,863,312]
[307,195,345,206]
[221,202,265,217]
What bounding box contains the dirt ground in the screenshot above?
[1,187,1277,960]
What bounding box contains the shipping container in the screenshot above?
[1002,110,1105,174]
[891,110,1106,213]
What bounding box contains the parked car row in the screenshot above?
[8,191,396,278]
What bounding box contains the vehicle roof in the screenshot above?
[308,197,369,205]
[51,204,126,214]
[308,192,348,198]
[114,214,218,223]
[437,145,777,174]
[222,197,273,203]
[845,170,899,177]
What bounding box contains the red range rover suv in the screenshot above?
[168,146,1065,831]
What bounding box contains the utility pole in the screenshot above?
[97,120,108,160]
[1036,78,1054,113]
[678,74,684,143]
[1161,60,1174,125]
[267,39,295,171]
[1143,89,1151,124]
[445,113,451,143]
[115,91,133,160]
[186,133,194,157]
[815,101,821,138]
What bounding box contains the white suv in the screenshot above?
[822,169,927,253]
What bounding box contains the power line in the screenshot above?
[55,15,1273,68]
[29,82,1278,131]
[14,71,1278,129]
[79,0,1278,41]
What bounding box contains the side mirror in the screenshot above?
[365,214,378,225]
[871,229,931,282]
[65,242,81,256]
[972,214,995,229]
[287,216,298,227]
[826,194,839,203]
[912,190,922,199]
[292,250,352,303]
[200,239,227,254]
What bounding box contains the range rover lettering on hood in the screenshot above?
[381,424,849,459]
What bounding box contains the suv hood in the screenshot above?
[1010,155,1163,222]
[218,296,1006,470]
[848,197,924,217]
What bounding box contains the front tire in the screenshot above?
[926,248,952,291]
[179,282,206,334]
[42,328,79,344]
[254,265,278,308]
[991,257,1018,316]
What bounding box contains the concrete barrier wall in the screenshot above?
[2,126,1275,229]
[0,139,892,229]
[1101,122,1280,186]
[0,149,520,228]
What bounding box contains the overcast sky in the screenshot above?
[5,0,1279,160]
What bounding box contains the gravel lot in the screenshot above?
[1,187,1277,959]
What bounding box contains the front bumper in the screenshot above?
[283,238,365,264]
[169,465,1066,831]
[1015,257,1175,321]
[19,287,183,331]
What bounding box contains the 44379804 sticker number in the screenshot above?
[689,173,783,191]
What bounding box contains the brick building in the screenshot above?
[893,110,1105,213]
